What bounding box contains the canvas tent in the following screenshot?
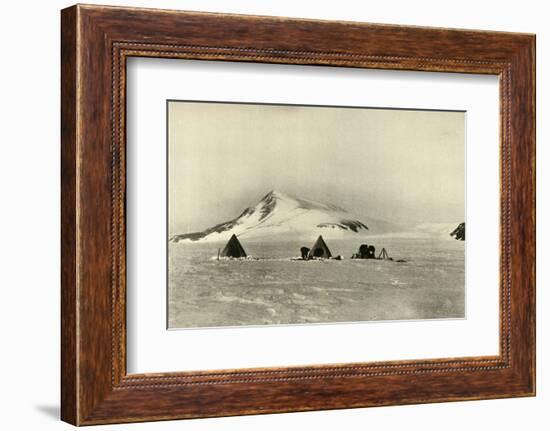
[307,235,332,259]
[220,234,247,258]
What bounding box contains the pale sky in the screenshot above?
[168,101,465,236]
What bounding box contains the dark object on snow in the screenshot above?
[353,243,376,259]
[307,235,332,259]
[367,245,375,258]
[352,245,398,261]
[378,248,392,260]
[450,222,465,241]
[300,247,310,260]
[220,234,247,258]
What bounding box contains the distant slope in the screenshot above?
[170,190,399,243]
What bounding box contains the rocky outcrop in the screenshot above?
[450,222,465,241]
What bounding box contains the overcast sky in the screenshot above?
[168,101,465,235]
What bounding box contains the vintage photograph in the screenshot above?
[168,101,465,329]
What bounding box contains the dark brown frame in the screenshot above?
[61,4,535,426]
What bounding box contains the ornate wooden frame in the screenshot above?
[61,4,535,425]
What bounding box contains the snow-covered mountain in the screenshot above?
[170,190,398,243]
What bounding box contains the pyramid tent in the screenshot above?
[220,234,247,258]
[307,235,332,259]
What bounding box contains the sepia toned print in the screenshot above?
[168,100,465,329]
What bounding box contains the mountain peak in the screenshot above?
[262,189,291,201]
[259,189,347,213]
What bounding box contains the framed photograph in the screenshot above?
[61,4,535,425]
[165,101,467,329]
